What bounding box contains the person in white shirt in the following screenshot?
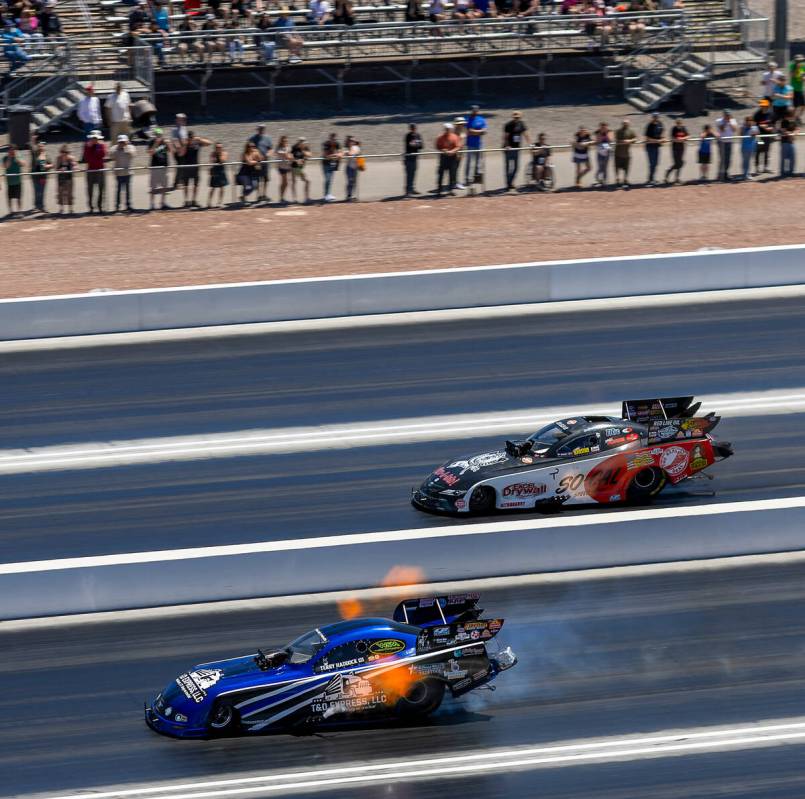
[171,112,189,143]
[308,0,331,24]
[761,61,783,99]
[112,134,137,212]
[105,82,132,142]
[715,109,738,181]
[77,85,103,137]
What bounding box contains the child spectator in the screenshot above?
[207,141,229,207]
[55,145,76,215]
[697,123,716,181]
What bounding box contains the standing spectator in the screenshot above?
[715,109,737,181]
[761,60,783,101]
[779,109,798,178]
[790,54,805,123]
[697,123,716,182]
[739,116,758,180]
[39,0,62,37]
[344,135,361,201]
[643,111,664,186]
[105,82,132,143]
[308,0,331,24]
[55,144,76,215]
[404,122,423,196]
[30,140,51,213]
[771,74,794,122]
[664,117,688,184]
[236,140,262,203]
[148,128,170,210]
[77,86,103,137]
[321,131,341,202]
[82,130,108,213]
[291,136,311,203]
[571,125,592,188]
[614,118,637,188]
[171,112,189,143]
[275,134,292,203]
[753,98,775,174]
[503,110,529,190]
[593,121,611,187]
[3,144,23,216]
[2,19,29,74]
[176,131,211,207]
[464,104,487,188]
[112,134,136,212]
[436,122,460,196]
[452,116,466,188]
[207,141,229,207]
[248,123,273,201]
[530,132,551,190]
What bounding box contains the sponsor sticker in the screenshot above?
[502,482,547,498]
[689,444,708,471]
[627,453,654,471]
[659,446,689,477]
[434,466,459,486]
[176,668,223,703]
[368,639,405,656]
[500,501,526,508]
[521,456,534,465]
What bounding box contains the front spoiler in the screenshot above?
[411,488,462,515]
[145,703,208,739]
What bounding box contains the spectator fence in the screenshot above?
[2,128,804,218]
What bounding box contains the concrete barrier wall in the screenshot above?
[5,500,805,620]
[1,243,805,340]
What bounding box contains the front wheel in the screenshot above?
[207,702,240,736]
[627,466,666,505]
[395,679,445,719]
[468,485,495,514]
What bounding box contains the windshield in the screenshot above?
[284,628,327,664]
[528,422,572,449]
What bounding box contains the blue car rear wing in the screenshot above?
[393,594,483,628]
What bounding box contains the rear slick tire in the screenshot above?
[396,679,445,719]
[627,466,666,505]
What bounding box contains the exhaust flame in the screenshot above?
[337,564,426,621]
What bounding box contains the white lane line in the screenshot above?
[0,388,802,475]
[3,495,805,575]
[47,718,805,799]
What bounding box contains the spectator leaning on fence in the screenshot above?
[148,129,171,210]
[248,123,273,201]
[3,144,23,217]
[664,116,689,184]
[436,122,461,196]
[30,140,51,214]
[55,145,76,215]
[530,133,551,190]
[344,135,362,202]
[644,111,664,186]
[571,125,592,188]
[464,105,487,187]
[113,134,137,212]
[275,135,292,203]
[322,132,342,202]
[176,132,212,207]
[106,83,132,143]
[739,116,758,181]
[503,111,529,191]
[715,109,737,181]
[77,86,103,137]
[291,136,311,203]
[779,109,799,178]
[754,98,774,173]
[614,118,637,188]
[593,121,612,188]
[404,123,423,197]
[697,123,716,182]
[83,130,108,214]
[208,141,229,208]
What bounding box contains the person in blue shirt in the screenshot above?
[3,21,29,74]
[463,104,487,188]
[153,1,171,32]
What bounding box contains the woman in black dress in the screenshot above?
[207,141,229,208]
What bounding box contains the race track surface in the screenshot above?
[1,295,805,560]
[4,561,805,797]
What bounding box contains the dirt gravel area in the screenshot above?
[4,178,805,299]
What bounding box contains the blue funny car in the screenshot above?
[145,594,517,738]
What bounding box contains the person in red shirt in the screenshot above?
[436,122,461,196]
[82,130,108,213]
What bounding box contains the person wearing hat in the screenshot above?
[752,98,775,174]
[77,85,102,137]
[464,104,487,189]
[82,130,108,214]
[761,60,783,100]
[436,122,461,196]
[113,133,137,212]
[789,54,805,123]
